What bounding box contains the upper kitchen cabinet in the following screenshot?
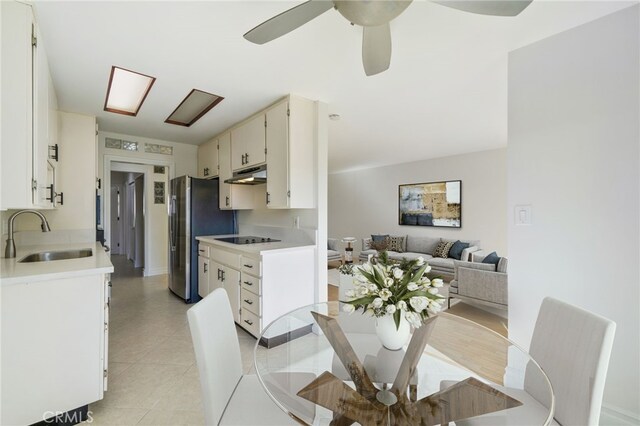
[218,132,254,210]
[265,96,316,209]
[0,1,58,210]
[196,137,218,179]
[231,114,266,171]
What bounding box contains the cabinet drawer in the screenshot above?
[241,274,261,295]
[198,244,210,258]
[241,288,261,316]
[241,256,261,276]
[211,247,240,269]
[240,309,261,337]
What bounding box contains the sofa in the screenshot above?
[327,238,341,263]
[448,251,508,310]
[358,235,480,278]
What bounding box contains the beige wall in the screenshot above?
[328,148,507,257]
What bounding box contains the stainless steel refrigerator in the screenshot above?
[169,176,236,303]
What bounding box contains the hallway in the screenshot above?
[88,255,256,425]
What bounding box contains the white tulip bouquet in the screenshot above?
[342,251,445,330]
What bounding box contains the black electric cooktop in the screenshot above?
[214,236,281,245]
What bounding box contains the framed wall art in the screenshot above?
[399,180,461,228]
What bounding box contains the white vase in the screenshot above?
[375,313,410,350]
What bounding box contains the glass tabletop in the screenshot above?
[254,302,554,426]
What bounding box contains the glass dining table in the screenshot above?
[254,302,555,426]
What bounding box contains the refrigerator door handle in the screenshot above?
[169,195,177,251]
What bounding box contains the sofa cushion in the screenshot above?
[497,257,508,273]
[442,238,480,248]
[428,257,455,270]
[327,249,341,260]
[388,252,433,262]
[433,241,454,258]
[406,236,440,255]
[453,260,496,280]
[448,240,470,260]
[359,249,377,260]
[482,251,500,267]
[371,234,389,243]
[388,235,406,252]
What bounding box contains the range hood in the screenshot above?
[224,164,267,185]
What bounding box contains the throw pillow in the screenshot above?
[371,234,389,242]
[362,238,372,250]
[449,240,470,260]
[433,241,454,258]
[482,251,501,266]
[388,235,405,253]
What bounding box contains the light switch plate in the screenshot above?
[515,205,532,225]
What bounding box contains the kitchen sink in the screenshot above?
[18,248,93,263]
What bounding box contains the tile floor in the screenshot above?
[87,255,256,425]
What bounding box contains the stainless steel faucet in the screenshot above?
[4,210,51,258]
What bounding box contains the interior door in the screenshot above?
[109,185,122,254]
[133,176,144,268]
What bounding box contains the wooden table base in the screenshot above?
[296,312,522,426]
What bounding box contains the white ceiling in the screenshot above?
[33,1,634,173]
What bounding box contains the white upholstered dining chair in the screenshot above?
[445,297,616,426]
[187,288,301,425]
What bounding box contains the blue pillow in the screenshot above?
[371,234,389,242]
[449,240,470,260]
[482,251,500,266]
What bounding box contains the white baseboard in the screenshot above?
[600,404,640,425]
[144,267,168,277]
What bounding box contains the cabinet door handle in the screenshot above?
[243,280,253,286]
[266,192,270,205]
[225,196,229,207]
[245,152,249,164]
[217,269,222,280]
[204,167,209,176]
[48,144,59,161]
[204,263,208,273]
[244,319,253,326]
[221,270,225,282]
[56,192,64,206]
[46,184,55,202]
[243,299,253,305]
[243,264,253,268]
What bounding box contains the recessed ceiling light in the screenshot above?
[329,114,341,121]
[104,66,156,116]
[165,89,224,127]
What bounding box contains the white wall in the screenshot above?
[1,111,96,235]
[98,131,196,276]
[508,5,639,423]
[328,148,507,256]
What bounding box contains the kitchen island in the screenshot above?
[0,241,113,425]
[196,235,316,344]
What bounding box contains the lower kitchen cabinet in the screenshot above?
[197,237,315,339]
[0,272,110,425]
[198,256,210,298]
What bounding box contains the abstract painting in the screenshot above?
[399,180,461,228]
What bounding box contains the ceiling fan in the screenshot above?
[244,0,533,76]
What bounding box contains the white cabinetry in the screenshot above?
[198,256,210,298]
[1,273,110,425]
[196,138,218,179]
[197,238,315,339]
[218,132,254,210]
[265,97,316,209]
[231,114,266,171]
[0,1,58,210]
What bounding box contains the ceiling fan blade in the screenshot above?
[244,0,334,45]
[362,23,391,76]
[432,0,533,17]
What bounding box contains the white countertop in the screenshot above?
[0,241,114,286]
[196,234,315,255]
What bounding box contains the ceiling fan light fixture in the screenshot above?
[104,66,156,116]
[165,89,224,127]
